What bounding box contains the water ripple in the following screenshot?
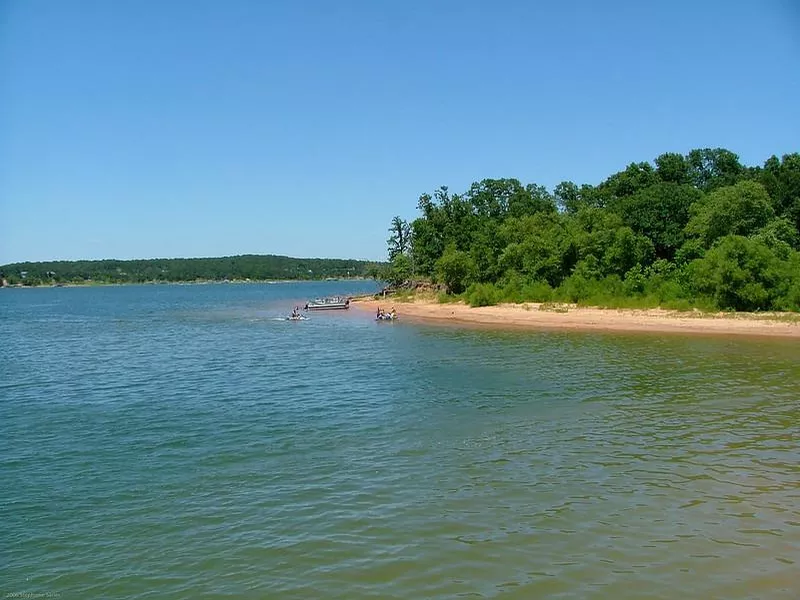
[2,285,800,599]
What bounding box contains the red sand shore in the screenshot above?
[354,297,800,338]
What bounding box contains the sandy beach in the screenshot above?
[354,297,800,338]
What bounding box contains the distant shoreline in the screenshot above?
[1,277,374,289]
[0,254,383,288]
[353,297,800,338]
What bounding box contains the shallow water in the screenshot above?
[2,283,799,599]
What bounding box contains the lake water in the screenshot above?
[2,282,799,599]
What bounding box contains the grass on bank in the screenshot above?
[456,279,725,312]
[371,285,800,323]
[380,275,800,320]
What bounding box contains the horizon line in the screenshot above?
[0,252,387,267]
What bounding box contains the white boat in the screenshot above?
[286,315,308,321]
[304,296,350,311]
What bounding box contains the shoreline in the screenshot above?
[353,297,800,338]
[0,277,374,289]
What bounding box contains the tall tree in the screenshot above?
[597,162,659,210]
[687,148,744,192]
[554,181,580,213]
[654,152,690,184]
[435,244,473,294]
[387,216,411,260]
[759,153,800,232]
[686,180,775,247]
[614,182,702,259]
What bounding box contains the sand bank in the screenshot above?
[354,297,800,338]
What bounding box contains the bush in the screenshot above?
[385,254,411,287]
[649,279,685,304]
[520,280,554,302]
[782,281,800,312]
[497,273,553,303]
[555,272,627,305]
[674,238,706,265]
[685,235,790,311]
[555,274,592,303]
[498,271,525,303]
[437,292,461,304]
[435,244,474,294]
[776,253,800,311]
[753,218,799,258]
[465,282,501,307]
[622,264,647,296]
[661,299,693,312]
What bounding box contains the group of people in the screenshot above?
[376,307,397,320]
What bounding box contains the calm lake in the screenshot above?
[2,282,799,599]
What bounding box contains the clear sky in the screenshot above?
[1,0,798,264]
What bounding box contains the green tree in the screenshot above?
[752,218,800,257]
[566,207,653,277]
[686,235,789,311]
[598,162,659,209]
[386,253,412,287]
[410,217,441,277]
[686,180,774,247]
[615,182,702,259]
[387,216,411,260]
[687,148,744,192]
[498,213,572,286]
[655,152,690,185]
[554,181,580,213]
[510,184,557,217]
[469,219,503,283]
[435,244,473,294]
[758,153,800,232]
[602,226,655,277]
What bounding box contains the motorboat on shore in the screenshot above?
[304,296,351,311]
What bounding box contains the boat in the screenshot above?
[304,296,351,311]
[376,313,398,321]
[286,315,308,321]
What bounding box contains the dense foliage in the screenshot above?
[1,254,380,285]
[385,149,800,311]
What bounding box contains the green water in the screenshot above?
[2,283,799,599]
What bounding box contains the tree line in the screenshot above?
[1,254,381,286]
[384,149,800,311]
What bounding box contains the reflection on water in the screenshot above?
[1,284,799,599]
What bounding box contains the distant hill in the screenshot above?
[0,254,383,286]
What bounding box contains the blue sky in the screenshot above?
[1,0,798,264]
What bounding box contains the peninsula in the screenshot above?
[378,148,800,321]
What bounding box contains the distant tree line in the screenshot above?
[384,149,800,311]
[1,254,382,286]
